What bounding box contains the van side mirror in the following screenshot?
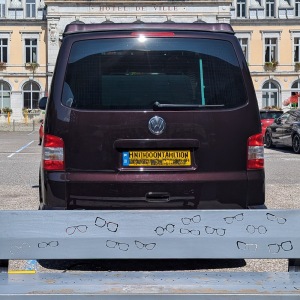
[39,97,48,110]
[275,118,281,125]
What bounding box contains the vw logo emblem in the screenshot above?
[148,116,166,135]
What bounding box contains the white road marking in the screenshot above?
[7,140,35,158]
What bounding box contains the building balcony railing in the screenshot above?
[264,61,278,72]
[0,62,7,69]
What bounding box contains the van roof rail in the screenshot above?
[63,23,235,36]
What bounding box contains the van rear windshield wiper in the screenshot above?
[153,101,225,111]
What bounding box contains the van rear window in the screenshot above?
[62,38,247,110]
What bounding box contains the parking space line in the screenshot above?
[7,140,35,158]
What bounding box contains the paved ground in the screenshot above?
[0,121,38,132]
[1,132,299,273]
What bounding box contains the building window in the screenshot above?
[0,0,5,18]
[25,39,37,63]
[26,0,36,18]
[0,81,11,109]
[0,39,7,63]
[238,38,248,60]
[23,81,40,109]
[265,38,277,63]
[266,0,275,17]
[237,0,246,17]
[262,81,280,107]
[292,80,300,90]
[294,37,300,62]
[296,0,300,16]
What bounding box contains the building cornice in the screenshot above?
[45,0,232,3]
[231,19,300,26]
[0,20,47,26]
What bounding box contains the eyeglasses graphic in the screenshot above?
[181,215,201,225]
[179,228,201,236]
[266,213,287,224]
[268,241,293,254]
[95,217,118,232]
[66,225,88,235]
[38,241,59,248]
[246,225,267,234]
[205,226,226,236]
[237,241,258,251]
[223,213,244,224]
[106,240,129,251]
[154,224,175,236]
[135,240,156,250]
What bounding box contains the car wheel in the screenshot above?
[265,132,274,148]
[292,134,300,154]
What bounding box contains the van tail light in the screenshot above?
[43,134,65,171]
[247,133,264,170]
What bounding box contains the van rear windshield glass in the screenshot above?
[62,38,247,110]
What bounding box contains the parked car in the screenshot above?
[265,109,300,153]
[38,22,265,210]
[260,109,283,138]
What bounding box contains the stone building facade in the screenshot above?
[0,0,299,121]
[45,0,232,89]
[0,0,47,121]
[231,0,300,109]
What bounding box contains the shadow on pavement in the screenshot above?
[38,259,246,272]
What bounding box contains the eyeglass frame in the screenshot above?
[135,240,156,250]
[95,216,119,232]
[106,239,129,251]
[66,225,88,235]
[181,214,201,225]
[268,241,293,253]
[205,226,226,236]
[154,224,175,236]
[179,228,201,236]
[38,241,59,248]
[223,213,244,224]
[266,213,287,224]
[246,225,267,234]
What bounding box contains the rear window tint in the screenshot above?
[62,37,247,110]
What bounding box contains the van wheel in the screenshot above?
[265,132,274,148]
[292,134,300,154]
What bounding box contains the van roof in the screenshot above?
[63,22,235,36]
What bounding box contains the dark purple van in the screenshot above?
[39,23,265,210]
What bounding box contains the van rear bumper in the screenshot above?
[40,170,265,210]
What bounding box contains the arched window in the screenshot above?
[291,80,300,91]
[23,81,40,109]
[0,81,11,109]
[262,80,280,108]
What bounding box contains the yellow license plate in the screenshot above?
[122,150,191,167]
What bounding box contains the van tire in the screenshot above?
[292,134,300,154]
[265,132,274,148]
